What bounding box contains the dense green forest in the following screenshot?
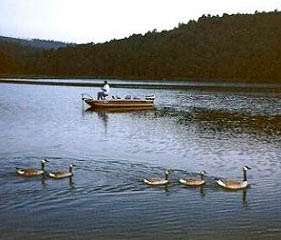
[1,11,281,83]
[0,36,69,75]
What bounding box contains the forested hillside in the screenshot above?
[0,51,18,74]
[0,36,69,49]
[1,11,281,83]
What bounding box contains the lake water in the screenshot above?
[1,82,281,240]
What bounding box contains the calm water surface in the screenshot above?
[1,83,281,240]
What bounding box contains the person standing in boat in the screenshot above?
[97,80,110,100]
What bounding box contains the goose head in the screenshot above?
[199,170,207,175]
[199,170,207,180]
[69,164,76,173]
[243,166,251,171]
[164,170,172,180]
[41,159,49,170]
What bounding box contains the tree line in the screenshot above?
[1,10,281,83]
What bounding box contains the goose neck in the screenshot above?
[41,162,45,171]
[243,169,247,181]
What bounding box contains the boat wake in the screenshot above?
[155,106,281,137]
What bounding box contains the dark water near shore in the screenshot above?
[1,83,281,239]
[2,78,281,92]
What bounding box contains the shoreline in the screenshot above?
[1,78,281,92]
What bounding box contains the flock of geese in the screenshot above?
[144,166,251,190]
[16,159,251,190]
[16,159,75,179]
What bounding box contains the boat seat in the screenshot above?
[102,94,111,100]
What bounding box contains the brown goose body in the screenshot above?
[144,177,169,186]
[48,171,73,179]
[16,168,44,177]
[16,159,48,177]
[179,178,205,186]
[216,166,251,190]
[144,170,171,186]
[179,171,207,187]
[216,179,248,190]
[48,164,75,179]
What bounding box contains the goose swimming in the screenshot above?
[16,159,49,177]
[179,171,207,187]
[48,164,75,179]
[216,166,251,190]
[144,170,171,186]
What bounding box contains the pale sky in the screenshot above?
[0,0,280,43]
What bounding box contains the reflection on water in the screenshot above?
[156,106,281,135]
[97,111,109,133]
[0,83,281,239]
[242,189,248,207]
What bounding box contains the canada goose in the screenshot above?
[48,164,76,179]
[16,159,49,177]
[144,170,171,186]
[179,171,207,187]
[216,166,251,190]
